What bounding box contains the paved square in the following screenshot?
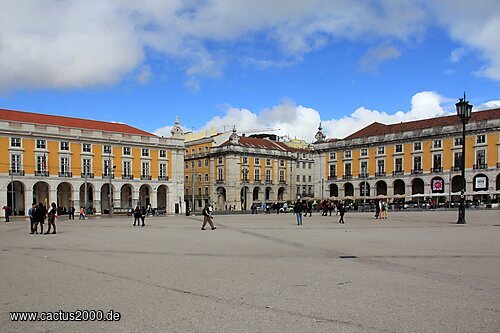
[1,210,499,332]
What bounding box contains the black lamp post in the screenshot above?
[455,93,472,224]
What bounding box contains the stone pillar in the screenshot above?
[0,187,7,217]
[150,186,158,209]
[73,190,80,209]
[132,189,140,208]
[94,189,102,215]
[49,189,57,206]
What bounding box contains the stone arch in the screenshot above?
[265,187,273,201]
[217,187,226,209]
[241,186,250,210]
[393,179,405,195]
[79,183,95,211]
[277,187,286,201]
[7,181,26,215]
[411,178,424,195]
[253,187,261,201]
[329,184,339,197]
[33,181,50,207]
[451,175,463,193]
[100,183,116,213]
[157,185,169,209]
[344,183,354,197]
[359,181,370,197]
[496,174,500,191]
[120,184,133,208]
[139,184,152,208]
[376,180,387,196]
[57,182,73,210]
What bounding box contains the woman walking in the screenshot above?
[140,206,146,227]
[45,202,57,234]
[133,206,141,226]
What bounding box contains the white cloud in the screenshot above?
[167,91,451,141]
[136,65,152,85]
[475,100,500,111]
[359,45,401,72]
[153,125,174,137]
[449,48,465,63]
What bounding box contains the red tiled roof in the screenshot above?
[0,108,155,136]
[221,136,293,151]
[344,108,500,140]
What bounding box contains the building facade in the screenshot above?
[1,109,185,216]
[313,108,500,204]
[185,127,298,212]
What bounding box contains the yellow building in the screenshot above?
[1,109,185,216]
[185,127,298,212]
[313,108,500,205]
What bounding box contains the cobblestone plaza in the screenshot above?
[1,210,499,332]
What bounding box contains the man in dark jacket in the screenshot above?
[201,203,216,230]
[294,200,303,225]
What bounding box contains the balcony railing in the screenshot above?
[342,174,352,180]
[141,175,152,180]
[452,166,462,171]
[122,174,134,180]
[473,164,487,170]
[102,174,114,179]
[59,171,73,177]
[375,172,386,177]
[392,170,404,175]
[279,180,287,184]
[9,170,25,176]
[158,176,169,181]
[81,172,94,178]
[430,167,443,173]
[216,179,225,183]
[358,173,369,178]
[328,175,337,180]
[35,170,49,177]
[411,169,423,175]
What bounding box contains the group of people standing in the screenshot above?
[374,200,388,219]
[28,202,57,235]
[133,206,147,227]
[293,199,346,225]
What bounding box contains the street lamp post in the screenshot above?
[455,93,472,224]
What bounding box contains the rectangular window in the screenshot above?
[344,150,352,158]
[413,142,422,151]
[218,157,223,164]
[197,160,202,167]
[360,161,368,175]
[433,154,442,170]
[279,170,285,182]
[329,164,336,177]
[477,135,486,144]
[198,174,202,182]
[280,160,285,167]
[265,169,271,181]
[308,163,312,169]
[377,146,385,155]
[345,163,352,176]
[218,168,224,181]
[159,149,166,158]
[377,160,385,173]
[185,161,188,169]
[476,149,486,166]
[103,160,110,176]
[204,159,209,167]
[198,187,202,196]
[433,140,442,149]
[360,148,368,157]
[37,155,47,172]
[142,162,150,176]
[198,147,202,155]
[329,152,336,160]
[413,156,422,171]
[241,169,248,181]
[254,158,260,165]
[82,159,91,174]
[36,139,46,149]
[395,144,403,153]
[10,137,21,147]
[123,147,131,155]
[123,161,131,176]
[142,148,149,157]
[266,159,271,166]
[254,169,260,181]
[303,162,307,169]
[297,175,300,182]
[11,154,21,172]
[205,187,209,196]
[454,152,462,169]
[302,175,306,182]
[395,158,403,172]
[60,141,69,151]
[159,163,167,178]
[308,175,312,182]
[103,145,111,154]
[454,137,463,146]
[243,156,248,164]
[82,143,91,153]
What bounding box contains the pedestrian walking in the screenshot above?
[140,206,146,227]
[294,199,303,225]
[283,202,288,214]
[133,205,141,226]
[328,200,333,216]
[381,201,388,219]
[3,206,11,222]
[338,201,346,224]
[68,205,75,220]
[45,202,57,234]
[375,200,381,219]
[79,207,86,220]
[201,203,216,230]
[28,203,36,234]
[306,200,313,217]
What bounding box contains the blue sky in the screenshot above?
[1,1,499,141]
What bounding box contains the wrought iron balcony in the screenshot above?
[411,169,423,175]
[279,180,287,184]
[328,175,337,180]
[81,172,94,178]
[430,167,443,173]
[452,166,462,171]
[102,174,114,179]
[9,170,25,176]
[216,179,225,184]
[141,175,152,180]
[342,174,352,180]
[392,170,404,175]
[35,170,49,177]
[59,171,73,177]
[473,164,487,170]
[375,172,386,177]
[158,176,169,181]
[122,174,134,180]
[358,173,369,178]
